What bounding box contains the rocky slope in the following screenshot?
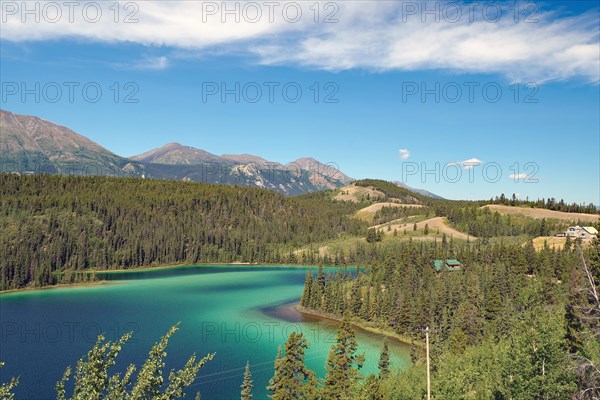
[0,110,353,195]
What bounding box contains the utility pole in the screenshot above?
[425,326,431,400]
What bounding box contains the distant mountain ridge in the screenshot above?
[128,144,353,184]
[0,109,133,176]
[0,110,439,198]
[393,181,443,199]
[130,142,223,164]
[221,153,270,165]
[0,110,353,195]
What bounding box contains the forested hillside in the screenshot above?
[2,175,598,291]
[0,174,365,290]
[299,237,600,399]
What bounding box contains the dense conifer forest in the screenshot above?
[0,174,365,290]
[1,175,597,291]
[299,238,600,399]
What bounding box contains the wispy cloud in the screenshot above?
[2,1,598,82]
[399,148,411,159]
[461,158,482,170]
[137,56,169,70]
[112,55,170,71]
[447,158,483,169]
[509,173,529,180]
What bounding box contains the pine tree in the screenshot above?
[484,285,502,321]
[322,315,365,399]
[360,287,371,320]
[564,266,586,354]
[241,361,253,400]
[378,337,390,379]
[351,279,362,314]
[317,266,326,290]
[301,273,313,308]
[366,228,377,243]
[267,346,283,396]
[365,374,384,400]
[267,333,316,400]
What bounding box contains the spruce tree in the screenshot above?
[564,266,586,354]
[322,315,365,399]
[378,337,390,379]
[267,333,316,399]
[366,228,377,243]
[267,346,283,398]
[301,273,313,308]
[365,374,384,400]
[241,361,253,400]
[351,279,362,314]
[317,266,326,290]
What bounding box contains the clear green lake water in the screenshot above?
[0,265,411,399]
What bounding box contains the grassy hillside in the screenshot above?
[333,179,599,251]
[483,204,599,223]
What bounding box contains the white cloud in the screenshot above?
[446,158,482,169]
[399,148,411,159]
[461,158,482,170]
[1,1,598,82]
[142,56,169,70]
[509,173,529,179]
[120,56,169,70]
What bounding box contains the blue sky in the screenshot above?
[1,0,598,204]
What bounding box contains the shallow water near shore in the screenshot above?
[0,265,411,399]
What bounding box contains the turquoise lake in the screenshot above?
[0,265,411,399]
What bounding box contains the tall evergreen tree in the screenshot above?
[317,266,326,290]
[267,346,283,398]
[378,337,390,380]
[267,333,316,400]
[301,273,313,308]
[240,361,253,400]
[322,316,365,399]
[564,266,585,354]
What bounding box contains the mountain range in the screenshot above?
[0,109,439,197]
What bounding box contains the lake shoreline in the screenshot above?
[0,280,114,295]
[294,304,423,349]
[0,262,338,295]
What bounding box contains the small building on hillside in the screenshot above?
[583,227,599,237]
[565,226,598,239]
[433,259,463,272]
